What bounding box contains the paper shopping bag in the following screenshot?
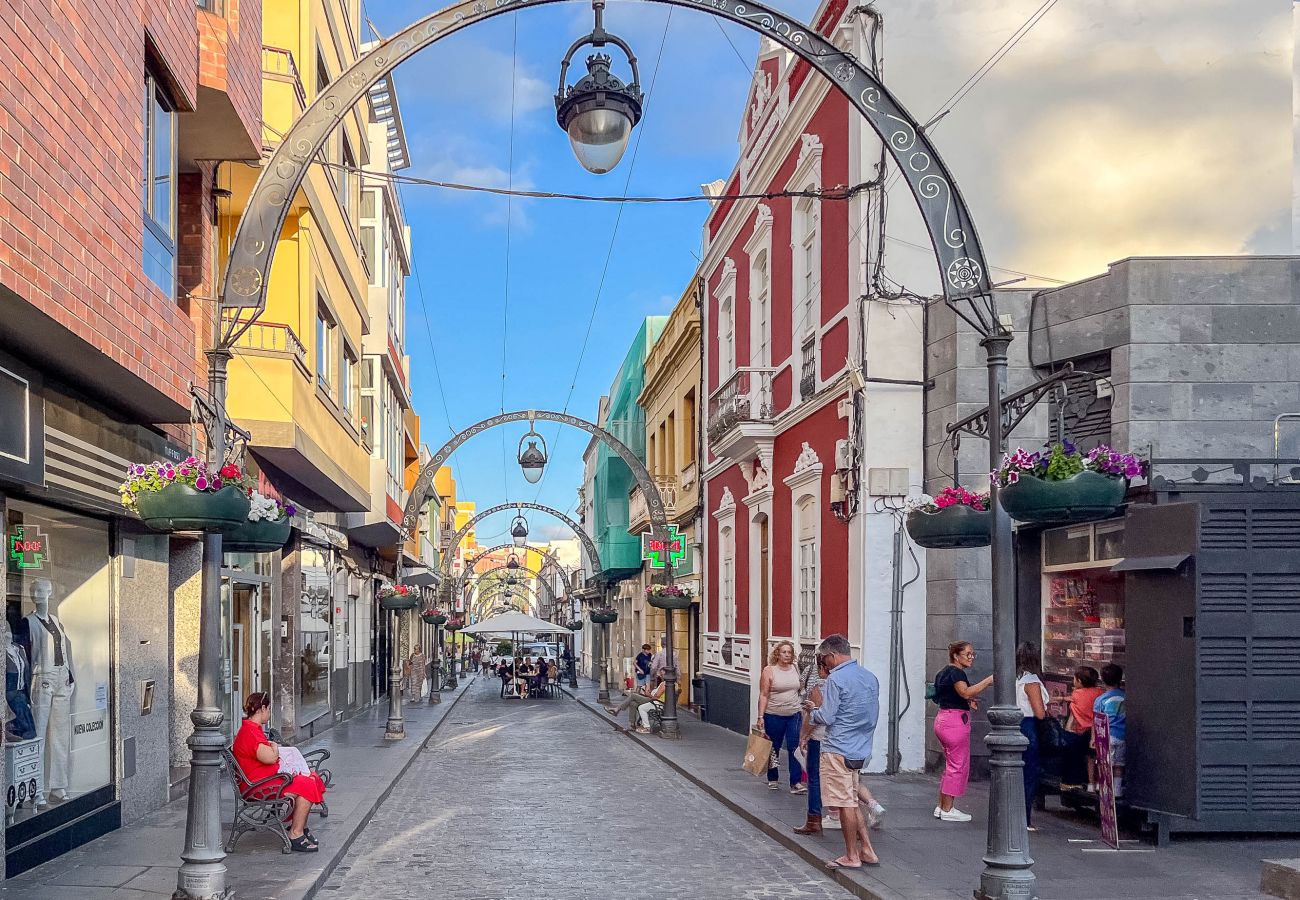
[742,728,774,776]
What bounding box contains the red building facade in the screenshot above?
[699,0,871,732]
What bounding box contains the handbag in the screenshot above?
[742,727,774,777]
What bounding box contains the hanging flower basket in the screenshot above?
[223,491,296,552]
[566,620,583,631]
[905,487,991,549]
[122,459,251,532]
[445,617,464,632]
[645,584,694,610]
[421,608,448,625]
[993,443,1143,524]
[378,584,418,611]
[590,608,618,625]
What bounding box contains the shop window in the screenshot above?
[142,68,176,297]
[5,500,112,828]
[298,546,333,726]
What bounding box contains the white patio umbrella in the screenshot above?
[460,611,572,635]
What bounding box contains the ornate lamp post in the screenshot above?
[941,294,1035,900]
[555,0,643,174]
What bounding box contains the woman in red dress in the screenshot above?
[232,692,326,852]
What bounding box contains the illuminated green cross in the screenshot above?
[642,525,687,569]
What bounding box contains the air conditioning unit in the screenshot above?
[835,439,852,471]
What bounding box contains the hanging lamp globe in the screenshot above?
[511,513,529,547]
[555,0,643,175]
[518,439,547,484]
[507,553,520,570]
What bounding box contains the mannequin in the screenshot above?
[25,578,74,805]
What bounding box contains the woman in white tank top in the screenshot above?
[758,640,807,793]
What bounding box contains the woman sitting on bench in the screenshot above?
[233,692,327,852]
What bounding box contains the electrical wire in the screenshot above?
[314,159,870,205]
[500,15,519,496]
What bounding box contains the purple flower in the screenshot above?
[134,464,146,476]
[195,476,208,491]
[285,504,297,517]
[1007,470,1020,484]
[211,477,223,490]
[178,467,190,477]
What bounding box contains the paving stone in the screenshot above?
[319,681,854,900]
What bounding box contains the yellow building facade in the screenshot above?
[632,283,703,706]
[225,0,371,514]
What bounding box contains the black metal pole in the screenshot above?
[384,607,405,740]
[976,333,1036,900]
[173,348,232,900]
[659,607,680,738]
[596,621,610,703]
[429,623,441,704]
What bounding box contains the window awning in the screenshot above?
[1110,554,1190,572]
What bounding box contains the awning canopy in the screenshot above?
[460,611,573,635]
[1110,554,1190,572]
[403,567,439,587]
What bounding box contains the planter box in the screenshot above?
[421,614,448,625]
[590,611,618,625]
[379,593,418,611]
[222,516,292,553]
[135,484,250,533]
[999,471,1127,524]
[906,505,991,549]
[646,593,693,611]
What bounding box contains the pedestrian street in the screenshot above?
[319,681,854,900]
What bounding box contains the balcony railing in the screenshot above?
[707,367,775,445]
[629,478,679,530]
[262,45,306,111]
[232,320,308,370]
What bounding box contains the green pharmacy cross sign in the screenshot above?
[8,525,48,572]
[642,525,687,570]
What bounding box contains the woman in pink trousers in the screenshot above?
[932,640,993,822]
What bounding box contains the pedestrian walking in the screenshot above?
[634,643,653,688]
[757,640,804,794]
[794,650,826,834]
[932,640,993,823]
[1016,642,1048,831]
[806,634,880,869]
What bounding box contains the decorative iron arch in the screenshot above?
[465,563,557,603]
[459,541,577,581]
[218,0,990,338]
[401,411,672,577]
[443,503,598,579]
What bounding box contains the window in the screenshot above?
[683,390,696,465]
[142,69,176,296]
[315,49,330,96]
[750,250,770,366]
[720,526,735,635]
[387,220,403,344]
[796,497,818,640]
[793,194,819,341]
[339,137,355,217]
[666,412,676,475]
[360,226,376,283]
[341,347,357,418]
[196,0,224,14]
[720,296,735,377]
[647,433,657,478]
[315,303,335,390]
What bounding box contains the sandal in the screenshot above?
[826,858,862,870]
[289,834,318,853]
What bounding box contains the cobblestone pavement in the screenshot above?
[318,682,854,900]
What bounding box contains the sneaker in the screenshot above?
[933,806,943,819]
[1087,783,1098,793]
[791,783,808,795]
[866,801,885,829]
[767,781,780,791]
[939,807,972,822]
[825,813,842,830]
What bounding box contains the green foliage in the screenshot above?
[495,639,513,656]
[1044,443,1083,481]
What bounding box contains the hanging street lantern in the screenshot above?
[555,0,643,175]
[517,412,549,484]
[511,512,529,548]
[507,553,520,570]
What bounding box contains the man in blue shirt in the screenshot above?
[806,634,880,868]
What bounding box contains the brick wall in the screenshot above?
[198,0,261,142]
[0,1,202,413]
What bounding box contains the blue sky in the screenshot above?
[362,0,816,542]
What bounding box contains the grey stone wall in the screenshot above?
[117,529,172,823]
[1029,256,1300,472]
[168,539,202,769]
[923,290,1048,773]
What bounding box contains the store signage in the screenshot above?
[641,525,688,569]
[7,525,48,571]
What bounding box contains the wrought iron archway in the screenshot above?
[465,563,557,604]
[218,0,990,335]
[443,503,598,580]
[458,541,577,587]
